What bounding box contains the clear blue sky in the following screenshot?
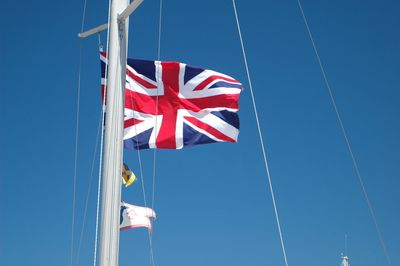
[1,0,399,265]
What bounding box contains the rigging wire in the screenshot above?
[157,0,163,61]
[231,1,289,266]
[71,0,88,264]
[149,0,163,264]
[295,1,392,265]
[71,42,82,266]
[75,108,103,266]
[135,141,156,266]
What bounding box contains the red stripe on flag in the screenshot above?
[126,68,157,89]
[184,116,236,143]
[156,62,180,148]
[193,75,239,91]
[124,118,144,128]
[180,94,239,112]
[101,85,107,101]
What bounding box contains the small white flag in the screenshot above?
[120,202,156,231]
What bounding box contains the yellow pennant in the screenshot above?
[122,163,136,187]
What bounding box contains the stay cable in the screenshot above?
[295,1,392,265]
[232,1,289,265]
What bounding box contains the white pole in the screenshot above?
[99,0,129,265]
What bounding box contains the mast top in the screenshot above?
[341,254,349,266]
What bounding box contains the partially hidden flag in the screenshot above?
[120,202,156,231]
[122,163,136,187]
[100,52,243,149]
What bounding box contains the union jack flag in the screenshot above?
[100,52,243,149]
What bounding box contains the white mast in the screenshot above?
[79,1,144,265]
[98,0,129,265]
[99,0,145,265]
